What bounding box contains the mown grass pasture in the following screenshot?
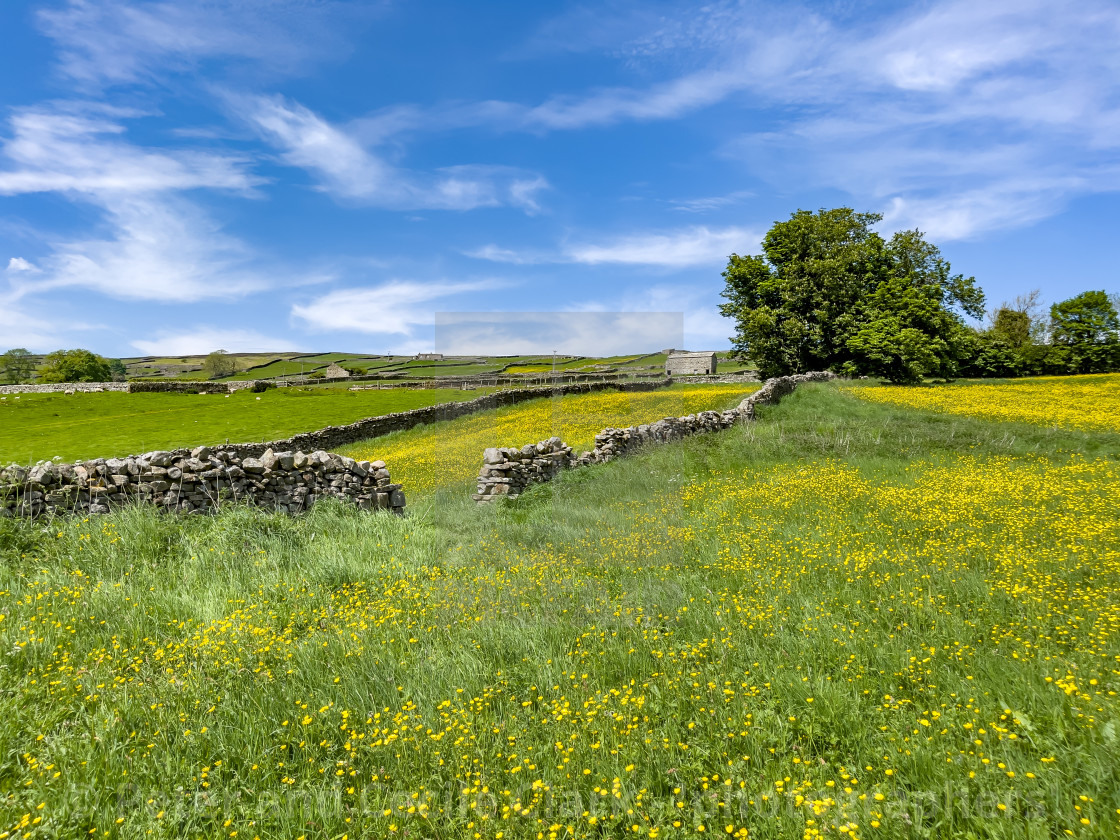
[0,386,496,464]
[0,377,1118,838]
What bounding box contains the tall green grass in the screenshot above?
[0,384,1117,838]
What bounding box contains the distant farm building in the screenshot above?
[323,362,350,378]
[416,353,444,361]
[665,351,717,375]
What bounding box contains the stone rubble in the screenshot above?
[473,371,837,503]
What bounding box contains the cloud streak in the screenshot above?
[0,105,295,302]
[0,106,259,197]
[238,95,548,212]
[291,278,506,336]
[131,327,303,355]
[468,225,760,268]
[36,0,372,86]
[390,0,1120,238]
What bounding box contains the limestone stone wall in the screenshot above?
[0,382,131,395]
[129,380,265,393]
[475,438,574,499]
[670,373,761,384]
[1,445,404,520]
[473,371,837,502]
[737,370,837,412]
[0,380,264,395]
[0,379,675,519]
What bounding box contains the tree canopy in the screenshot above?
[37,349,113,383]
[1050,290,1119,345]
[1,348,35,384]
[720,208,984,382]
[1045,290,1120,374]
[201,350,239,379]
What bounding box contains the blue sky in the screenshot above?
[0,0,1117,357]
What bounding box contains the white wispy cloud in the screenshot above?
[0,105,299,302]
[565,225,757,267]
[6,257,36,273]
[36,0,373,86]
[237,94,549,212]
[0,106,259,196]
[24,196,278,302]
[713,0,1120,238]
[291,278,506,336]
[670,191,753,213]
[131,327,302,355]
[467,225,760,268]
[513,68,746,131]
[392,0,1120,239]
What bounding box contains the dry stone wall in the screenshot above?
[1,446,404,520]
[473,371,837,502]
[0,379,673,520]
[737,370,837,413]
[476,438,574,499]
[664,373,761,385]
[0,380,264,396]
[0,382,130,395]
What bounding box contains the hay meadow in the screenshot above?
[1,377,1119,838]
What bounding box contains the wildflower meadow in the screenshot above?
[1,377,1118,839]
[848,373,1120,433]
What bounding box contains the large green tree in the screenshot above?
[844,230,984,382]
[1046,290,1120,374]
[719,208,882,378]
[720,209,984,381]
[37,349,113,383]
[1,347,35,384]
[1050,290,1119,345]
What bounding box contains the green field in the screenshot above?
[0,386,496,464]
[387,361,510,378]
[12,351,699,385]
[505,354,656,374]
[1,381,1118,838]
[223,357,407,381]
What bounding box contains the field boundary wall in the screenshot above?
[670,373,761,384]
[1,446,405,520]
[0,371,667,395]
[1,379,674,520]
[473,372,836,502]
[0,380,264,395]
